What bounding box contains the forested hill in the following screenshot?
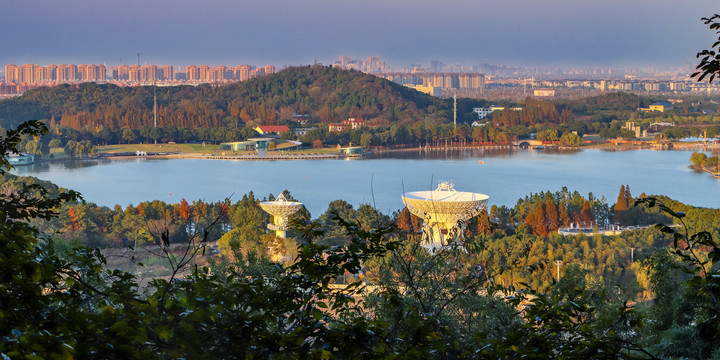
[0,65,452,130]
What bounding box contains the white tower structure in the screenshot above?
[453,94,457,128]
[401,182,489,248]
[259,193,304,238]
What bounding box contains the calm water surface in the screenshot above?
[12,149,720,216]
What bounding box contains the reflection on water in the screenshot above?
[16,158,137,173]
[367,148,582,160]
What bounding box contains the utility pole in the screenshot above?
[630,247,635,262]
[153,79,157,145]
[555,260,563,282]
[453,94,457,129]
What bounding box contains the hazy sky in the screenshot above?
[3,0,717,69]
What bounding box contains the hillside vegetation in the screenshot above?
[0,66,452,130]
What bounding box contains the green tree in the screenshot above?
[122,127,137,144]
[692,14,720,83]
[360,132,373,148]
[559,132,582,147]
[690,152,709,167]
[23,139,41,155]
[48,138,62,149]
[318,200,356,246]
[0,121,87,357]
[536,129,558,142]
[635,197,720,358]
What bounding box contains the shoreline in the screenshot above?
[96,152,348,161]
[34,141,716,164]
[689,164,720,178]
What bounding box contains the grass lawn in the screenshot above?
[97,143,221,154]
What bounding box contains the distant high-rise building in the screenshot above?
[83,64,105,81]
[56,65,68,82]
[19,64,36,83]
[252,67,265,77]
[47,64,57,80]
[128,65,142,82]
[210,65,227,81]
[234,65,251,81]
[367,56,380,71]
[198,65,210,81]
[4,61,278,86]
[378,72,485,92]
[470,73,484,90]
[114,65,130,80]
[160,65,173,81]
[33,66,47,83]
[143,65,157,81]
[81,64,105,82]
[67,64,78,81]
[186,65,199,81]
[78,64,87,80]
[4,64,18,83]
[430,60,444,73]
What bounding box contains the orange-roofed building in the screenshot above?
[254,125,291,135]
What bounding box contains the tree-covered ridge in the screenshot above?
[0,66,450,131]
[219,65,447,122]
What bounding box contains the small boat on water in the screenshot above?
[8,153,35,166]
[532,145,545,150]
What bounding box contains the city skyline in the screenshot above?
[3,0,717,70]
[3,58,716,99]
[0,56,699,81]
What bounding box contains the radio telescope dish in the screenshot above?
[259,193,304,238]
[401,182,489,248]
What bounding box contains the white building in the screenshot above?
[472,107,494,119]
[473,106,523,120]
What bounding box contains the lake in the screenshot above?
[11,148,720,217]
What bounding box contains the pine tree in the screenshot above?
[558,202,570,227]
[178,198,191,222]
[525,202,551,237]
[396,207,420,232]
[546,200,560,232]
[624,184,632,204]
[475,209,493,235]
[613,185,628,225]
[580,200,594,227]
